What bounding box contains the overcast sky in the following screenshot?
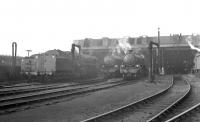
[0,0,199,56]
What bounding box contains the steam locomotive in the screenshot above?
[102,54,123,78]
[120,49,147,80]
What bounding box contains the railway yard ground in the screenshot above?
[166,74,200,122]
[0,75,172,122]
[0,76,103,87]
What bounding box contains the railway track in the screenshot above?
[0,77,104,96]
[161,76,200,122]
[81,75,191,122]
[146,76,191,122]
[0,78,130,115]
[0,82,40,88]
[0,77,103,89]
[165,103,200,122]
[0,78,123,103]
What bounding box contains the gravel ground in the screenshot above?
[0,76,171,122]
[178,75,200,122]
[110,76,188,122]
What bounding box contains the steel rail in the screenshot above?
[1,82,40,88]
[0,84,75,96]
[0,79,123,103]
[165,90,200,122]
[0,77,104,96]
[146,79,191,122]
[81,76,174,122]
[0,79,128,114]
[0,77,102,89]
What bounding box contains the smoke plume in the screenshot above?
[111,37,132,57]
[186,35,200,52]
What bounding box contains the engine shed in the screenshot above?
[74,34,199,74]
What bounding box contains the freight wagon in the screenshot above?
[21,55,56,75]
[21,49,98,80]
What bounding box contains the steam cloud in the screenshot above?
[117,38,132,54]
[111,37,144,59]
[186,35,200,52]
[111,37,131,57]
